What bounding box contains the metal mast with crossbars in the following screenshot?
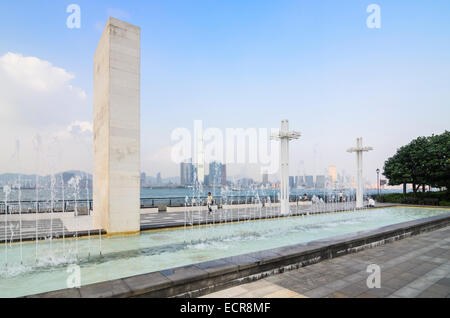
[347,137,373,209]
[271,120,301,215]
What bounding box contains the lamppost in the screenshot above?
[376,168,380,196]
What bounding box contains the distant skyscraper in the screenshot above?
[305,175,314,188]
[289,176,295,188]
[295,176,304,188]
[262,173,269,185]
[209,162,226,187]
[315,175,326,189]
[156,172,162,185]
[180,159,194,186]
[336,173,342,187]
[221,164,227,186]
[197,161,205,184]
[329,165,337,188]
[195,129,205,184]
[140,172,146,187]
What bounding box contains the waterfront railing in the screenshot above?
[0,193,362,215]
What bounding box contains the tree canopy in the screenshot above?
[383,131,449,194]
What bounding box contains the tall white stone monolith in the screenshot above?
[93,18,141,234]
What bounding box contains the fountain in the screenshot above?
[60,174,65,257]
[3,185,10,267]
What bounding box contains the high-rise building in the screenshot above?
[295,176,304,188]
[221,164,227,186]
[195,130,205,184]
[315,175,326,189]
[209,162,226,187]
[197,161,205,184]
[289,176,295,188]
[180,159,194,186]
[338,173,343,184]
[305,175,314,188]
[262,173,269,185]
[140,172,146,187]
[156,172,162,185]
[328,165,337,188]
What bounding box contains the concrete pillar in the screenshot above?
[93,18,141,234]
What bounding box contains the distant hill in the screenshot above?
[0,171,92,187]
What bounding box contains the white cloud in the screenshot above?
[0,52,73,92]
[67,121,93,135]
[54,121,93,143]
[0,53,92,174]
[0,52,88,126]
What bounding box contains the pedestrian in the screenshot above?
[207,192,213,214]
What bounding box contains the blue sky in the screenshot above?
[0,0,449,181]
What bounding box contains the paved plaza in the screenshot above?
[202,226,450,298]
[140,202,375,229]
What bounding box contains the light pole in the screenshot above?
[376,168,380,197]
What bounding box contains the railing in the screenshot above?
[0,199,92,215]
[0,193,365,214]
[142,194,361,207]
[140,195,282,208]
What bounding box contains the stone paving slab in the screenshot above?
[201,280,306,298]
[202,226,450,298]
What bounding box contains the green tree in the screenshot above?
[427,131,450,192]
[383,131,449,196]
[383,148,410,195]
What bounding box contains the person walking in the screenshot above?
[207,192,213,214]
